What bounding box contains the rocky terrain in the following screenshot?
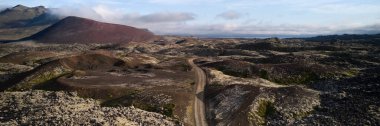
[1,34,379,125]
[201,68,320,126]
[0,5,379,125]
[189,37,380,125]
[0,90,180,125]
[0,40,196,125]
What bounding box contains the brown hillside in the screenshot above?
[26,16,155,43]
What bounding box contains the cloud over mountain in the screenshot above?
[0,6,6,11]
[11,0,378,36]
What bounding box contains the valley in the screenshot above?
[0,4,379,126]
[1,34,379,125]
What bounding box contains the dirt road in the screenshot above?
[188,58,208,126]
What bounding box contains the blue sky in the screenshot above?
[1,0,380,36]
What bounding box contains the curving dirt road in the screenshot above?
[188,58,208,126]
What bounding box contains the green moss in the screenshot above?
[208,82,224,89]
[32,75,70,91]
[190,81,195,85]
[341,69,359,77]
[271,68,359,85]
[217,66,250,78]
[163,103,175,117]
[101,91,139,106]
[180,63,192,71]
[29,72,68,86]
[259,70,269,79]
[107,93,114,99]
[133,103,175,117]
[271,72,319,85]
[8,69,71,91]
[300,72,319,84]
[294,111,313,119]
[101,92,175,117]
[252,100,276,125]
[257,101,275,118]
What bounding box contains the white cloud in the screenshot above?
[216,11,242,20]
[50,5,102,20]
[137,12,194,23]
[0,5,9,11]
[148,0,223,5]
[47,3,380,36]
[92,5,123,21]
[308,3,380,14]
[49,4,196,34]
[150,22,380,36]
[227,0,380,15]
[49,4,195,24]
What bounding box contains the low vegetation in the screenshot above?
[0,33,379,125]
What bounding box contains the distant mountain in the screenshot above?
[0,5,59,28]
[0,5,60,41]
[302,34,380,42]
[25,16,155,44]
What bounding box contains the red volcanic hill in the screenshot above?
[25,16,155,43]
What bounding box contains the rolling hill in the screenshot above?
[25,16,155,44]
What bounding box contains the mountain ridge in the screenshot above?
[0,5,59,28]
[0,5,60,41]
